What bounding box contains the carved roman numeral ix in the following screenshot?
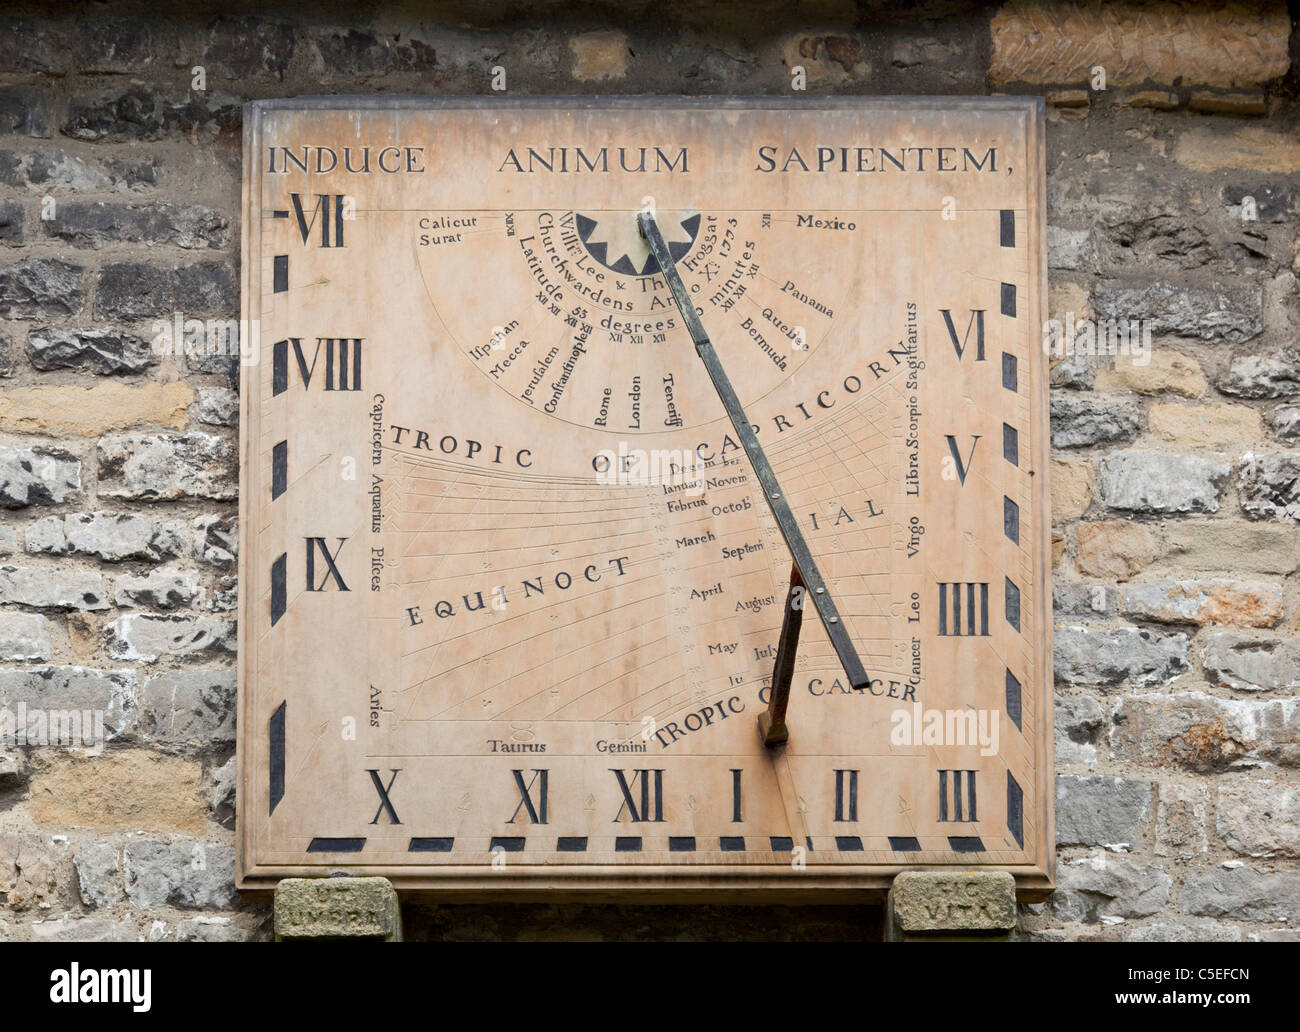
[306,537,350,592]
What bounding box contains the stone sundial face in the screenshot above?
[237,97,1053,898]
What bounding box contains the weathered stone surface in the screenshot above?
[0,257,84,319]
[0,445,81,508]
[139,669,236,748]
[0,749,28,794]
[275,876,402,940]
[0,18,71,75]
[1275,406,1300,441]
[0,381,193,436]
[1050,394,1140,448]
[0,612,51,660]
[1218,350,1300,399]
[74,18,157,73]
[205,16,296,80]
[1127,919,1243,943]
[781,34,869,86]
[1120,579,1282,628]
[44,202,228,249]
[0,525,13,554]
[1204,633,1300,693]
[1047,225,1089,270]
[193,514,236,566]
[1181,867,1300,921]
[1055,693,1103,767]
[570,31,628,82]
[0,833,59,910]
[113,570,200,609]
[0,85,52,138]
[0,201,23,244]
[0,665,137,741]
[1053,625,1188,688]
[1056,775,1151,847]
[98,432,236,501]
[1237,452,1300,521]
[1049,855,1171,922]
[124,839,237,909]
[195,386,238,426]
[62,86,241,143]
[27,327,152,374]
[1097,350,1206,398]
[1217,780,1300,858]
[0,565,108,610]
[0,330,12,378]
[1095,281,1261,343]
[1112,692,1300,771]
[65,511,188,562]
[988,1,1290,88]
[1176,128,1300,174]
[29,917,140,942]
[0,148,155,192]
[202,754,236,822]
[1148,402,1261,449]
[1074,521,1154,580]
[23,515,67,554]
[94,261,235,319]
[27,750,207,831]
[1154,782,1209,859]
[105,613,235,663]
[74,842,122,907]
[1054,581,1115,618]
[1051,458,1092,518]
[885,871,1015,939]
[1098,451,1229,514]
[1157,520,1298,575]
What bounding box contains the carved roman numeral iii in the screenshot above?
[938,769,977,822]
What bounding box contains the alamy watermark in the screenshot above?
[0,704,106,754]
[1043,313,1151,366]
[152,313,260,365]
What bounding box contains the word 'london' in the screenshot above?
[495,146,999,173]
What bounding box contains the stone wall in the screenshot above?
[0,0,1295,942]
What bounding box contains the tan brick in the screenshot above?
[1119,89,1181,110]
[1157,520,1299,576]
[1052,458,1093,519]
[27,750,208,832]
[1053,531,1065,568]
[1175,128,1300,174]
[1121,579,1283,628]
[1097,350,1206,398]
[0,382,193,437]
[569,31,628,82]
[1076,520,1156,580]
[1049,281,1091,323]
[989,1,1290,88]
[1188,89,1268,116]
[1148,402,1262,449]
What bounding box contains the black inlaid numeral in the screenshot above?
[289,192,346,248]
[940,309,985,362]
[833,768,859,822]
[938,769,977,822]
[938,582,989,636]
[611,769,664,823]
[944,435,981,486]
[367,769,401,825]
[509,769,548,825]
[306,537,349,592]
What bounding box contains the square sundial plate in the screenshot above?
[237,97,1053,899]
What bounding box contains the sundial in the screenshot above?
[237,97,1053,898]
